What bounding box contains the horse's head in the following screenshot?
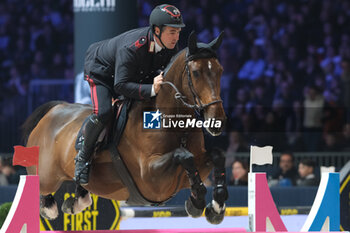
[184,31,226,136]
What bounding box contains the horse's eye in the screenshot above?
[192,70,200,77]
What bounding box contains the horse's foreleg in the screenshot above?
[205,148,228,224]
[61,185,92,215]
[173,147,207,218]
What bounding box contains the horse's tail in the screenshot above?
[22,101,66,145]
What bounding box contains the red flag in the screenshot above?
[13,145,39,167]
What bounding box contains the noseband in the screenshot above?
[161,51,222,114]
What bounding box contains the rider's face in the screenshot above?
[155,26,181,49]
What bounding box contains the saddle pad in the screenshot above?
[112,99,132,146]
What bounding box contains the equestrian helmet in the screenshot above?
[149,4,185,28]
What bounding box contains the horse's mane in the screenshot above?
[163,48,186,78]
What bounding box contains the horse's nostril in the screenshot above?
[207,120,225,136]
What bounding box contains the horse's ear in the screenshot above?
[188,31,197,55]
[209,31,225,50]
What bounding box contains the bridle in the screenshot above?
[161,50,222,115]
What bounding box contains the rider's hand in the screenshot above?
[153,72,164,94]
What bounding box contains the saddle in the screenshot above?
[75,99,132,153]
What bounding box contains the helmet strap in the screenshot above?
[154,26,170,50]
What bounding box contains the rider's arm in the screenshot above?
[114,47,153,100]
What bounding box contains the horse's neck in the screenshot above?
[156,52,191,116]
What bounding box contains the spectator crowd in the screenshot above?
[139,0,350,153]
[228,152,321,187]
[0,0,74,151]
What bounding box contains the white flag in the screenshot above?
[320,166,335,173]
[250,145,273,167]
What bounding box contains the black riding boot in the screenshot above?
[74,114,104,185]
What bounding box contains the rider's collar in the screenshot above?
[154,39,163,53]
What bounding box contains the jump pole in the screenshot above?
[0,174,345,233]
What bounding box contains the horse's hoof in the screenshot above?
[40,206,59,220]
[40,194,59,220]
[61,197,76,214]
[185,197,204,218]
[205,202,225,225]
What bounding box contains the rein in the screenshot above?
[161,53,222,114]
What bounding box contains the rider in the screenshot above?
[74,4,185,185]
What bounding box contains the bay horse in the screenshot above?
[23,32,228,224]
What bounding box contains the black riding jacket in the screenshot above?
[84,27,177,100]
